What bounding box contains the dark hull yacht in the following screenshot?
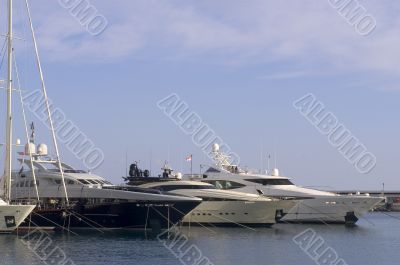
[12,151,201,231]
[26,198,198,231]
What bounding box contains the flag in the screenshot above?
[186,155,192,162]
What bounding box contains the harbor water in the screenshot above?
[0,212,398,265]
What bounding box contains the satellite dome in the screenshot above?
[212,143,220,153]
[37,144,48,156]
[24,143,36,155]
[272,168,280,177]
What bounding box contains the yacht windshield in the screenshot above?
[203,180,246,190]
[64,169,87,173]
[149,185,215,192]
[245,179,294,185]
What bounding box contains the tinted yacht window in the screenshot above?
[78,179,90,184]
[205,168,221,173]
[204,180,245,190]
[151,185,215,192]
[245,179,293,185]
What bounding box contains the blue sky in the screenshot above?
[0,0,399,189]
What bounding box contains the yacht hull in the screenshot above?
[183,200,296,227]
[281,196,383,224]
[20,201,199,231]
[0,204,36,233]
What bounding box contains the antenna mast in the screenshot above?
[4,0,14,203]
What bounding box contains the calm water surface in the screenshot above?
[0,213,399,265]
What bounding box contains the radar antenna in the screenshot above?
[211,143,233,168]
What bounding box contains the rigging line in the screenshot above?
[290,202,334,227]
[357,213,375,226]
[150,206,188,239]
[169,205,218,234]
[149,205,205,235]
[195,209,257,231]
[149,206,174,228]
[30,211,78,235]
[145,205,150,231]
[169,206,219,234]
[13,51,40,203]
[167,206,170,233]
[380,211,400,223]
[0,38,7,70]
[66,210,107,232]
[68,212,71,233]
[24,0,69,206]
[151,207,206,238]
[340,202,376,227]
[28,219,76,237]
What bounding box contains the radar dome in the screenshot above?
[37,144,48,156]
[176,172,183,180]
[272,168,280,177]
[24,143,36,155]
[212,143,220,153]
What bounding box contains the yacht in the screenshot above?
[186,144,383,225]
[0,199,35,233]
[0,0,35,233]
[11,147,201,231]
[124,164,298,227]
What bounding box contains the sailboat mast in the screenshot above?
[4,0,13,203]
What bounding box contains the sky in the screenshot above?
[0,0,399,190]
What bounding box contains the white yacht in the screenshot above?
[128,167,297,227]
[0,198,35,233]
[186,144,383,225]
[0,0,35,233]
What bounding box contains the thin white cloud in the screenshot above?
[259,70,315,80]
[19,0,400,77]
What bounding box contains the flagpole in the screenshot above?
[190,154,193,176]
